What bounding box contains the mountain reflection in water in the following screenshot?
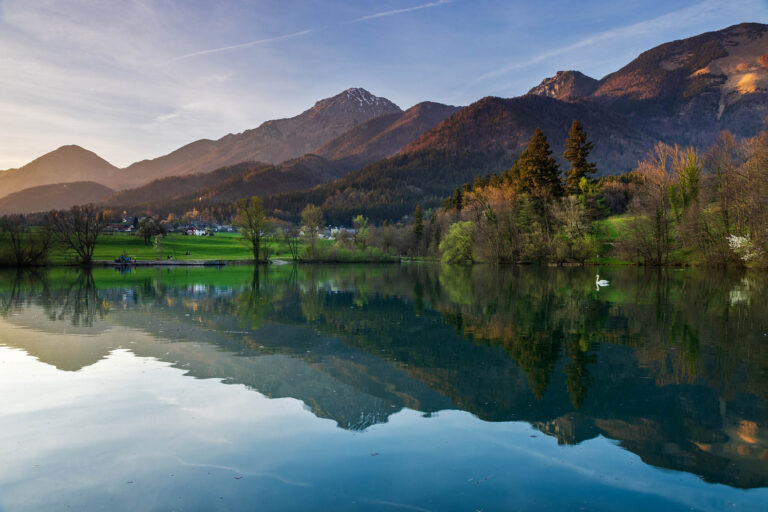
[0,264,766,490]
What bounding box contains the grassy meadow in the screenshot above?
[28,232,395,265]
[45,233,299,264]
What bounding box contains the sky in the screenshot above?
[1,0,767,169]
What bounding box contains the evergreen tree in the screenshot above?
[413,204,424,253]
[514,128,563,196]
[452,187,464,211]
[563,120,597,194]
[432,222,442,255]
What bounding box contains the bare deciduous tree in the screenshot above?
[283,225,301,262]
[622,143,678,265]
[46,204,108,265]
[0,215,52,266]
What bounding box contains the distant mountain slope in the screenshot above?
[104,161,268,209]
[0,181,115,214]
[314,102,460,171]
[106,155,345,214]
[101,102,458,213]
[173,154,343,206]
[0,145,118,200]
[115,88,402,188]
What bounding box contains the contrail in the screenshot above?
[178,29,314,59]
[354,0,455,22]
[178,0,456,60]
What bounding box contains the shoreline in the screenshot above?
[0,258,760,269]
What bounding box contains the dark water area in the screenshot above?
[0,264,766,511]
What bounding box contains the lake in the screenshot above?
[0,264,766,511]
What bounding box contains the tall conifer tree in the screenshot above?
[563,120,597,194]
[413,204,424,253]
[514,128,563,196]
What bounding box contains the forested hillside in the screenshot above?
[264,149,510,225]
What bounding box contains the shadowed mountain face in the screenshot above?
[401,95,652,172]
[0,181,115,214]
[315,101,460,172]
[1,265,766,489]
[263,148,508,225]
[104,154,346,214]
[102,161,269,209]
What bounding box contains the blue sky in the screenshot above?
[1,0,767,168]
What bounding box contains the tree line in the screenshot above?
[0,205,108,266]
[620,131,768,266]
[432,123,768,266]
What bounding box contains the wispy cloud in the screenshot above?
[354,0,455,22]
[178,29,315,59]
[178,0,456,60]
[473,0,762,83]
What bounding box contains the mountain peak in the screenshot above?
[527,71,599,101]
[0,145,118,202]
[307,88,402,119]
[22,144,116,171]
[340,87,398,107]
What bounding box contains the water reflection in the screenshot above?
[0,264,766,490]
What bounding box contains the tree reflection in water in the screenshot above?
[0,264,766,488]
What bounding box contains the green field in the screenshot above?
[591,214,694,266]
[35,233,394,265]
[47,233,301,264]
[590,214,632,264]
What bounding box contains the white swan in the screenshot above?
[595,274,609,289]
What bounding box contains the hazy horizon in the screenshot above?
[2,0,767,169]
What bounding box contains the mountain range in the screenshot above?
[1,22,766,219]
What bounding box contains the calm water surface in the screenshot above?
[0,264,766,511]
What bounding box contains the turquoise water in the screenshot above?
[0,265,766,511]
